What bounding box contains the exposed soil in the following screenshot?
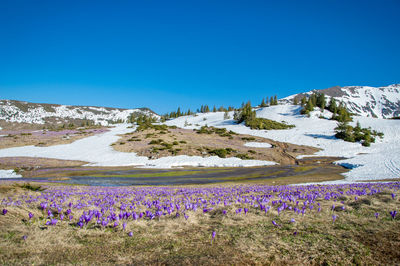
[0,126,109,149]
[112,126,318,165]
[0,157,86,173]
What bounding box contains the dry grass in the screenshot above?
[112,127,317,165]
[0,182,399,265]
[0,127,108,149]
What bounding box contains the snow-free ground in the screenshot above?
[165,105,400,182]
[0,124,275,168]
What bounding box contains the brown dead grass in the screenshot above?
[113,127,318,165]
[0,183,399,265]
[0,127,109,149]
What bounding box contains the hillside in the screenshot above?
[283,84,400,119]
[0,99,158,127]
[0,84,399,182]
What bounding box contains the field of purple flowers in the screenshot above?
[0,181,399,264]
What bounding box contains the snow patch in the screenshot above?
[244,142,272,148]
[0,169,22,179]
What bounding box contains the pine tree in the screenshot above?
[293,97,298,105]
[273,95,278,105]
[213,106,217,112]
[316,93,326,110]
[260,98,267,107]
[301,96,307,106]
[270,96,274,106]
[223,110,230,120]
[328,98,337,114]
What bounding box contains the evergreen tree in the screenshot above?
[223,110,230,120]
[316,93,326,110]
[273,95,278,105]
[328,98,337,114]
[260,98,267,107]
[293,97,298,105]
[270,96,274,106]
[213,105,217,112]
[301,96,307,106]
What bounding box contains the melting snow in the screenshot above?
[0,124,275,168]
[0,169,22,179]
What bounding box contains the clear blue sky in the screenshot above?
[1,0,399,114]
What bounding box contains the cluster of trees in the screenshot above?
[162,105,235,121]
[300,92,352,122]
[162,107,194,120]
[260,95,278,107]
[335,121,384,147]
[128,113,158,129]
[233,101,294,130]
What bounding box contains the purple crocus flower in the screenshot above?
[22,235,28,241]
[2,209,7,215]
[375,212,379,219]
[390,211,397,219]
[244,208,248,214]
[28,212,34,220]
[272,220,278,227]
[184,214,189,220]
[123,222,127,231]
[128,231,133,237]
[222,210,227,215]
[290,218,296,223]
[391,193,395,200]
[211,231,216,242]
[332,215,337,223]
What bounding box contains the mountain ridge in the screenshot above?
[283,84,400,119]
[0,99,159,126]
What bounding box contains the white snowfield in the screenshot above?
[165,104,400,182]
[0,169,22,179]
[0,124,275,168]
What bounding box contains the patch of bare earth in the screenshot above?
[0,126,109,149]
[112,126,318,165]
[0,157,87,177]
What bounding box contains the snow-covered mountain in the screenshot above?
[283,84,400,119]
[0,99,158,126]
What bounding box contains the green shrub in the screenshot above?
[235,154,254,160]
[241,137,256,141]
[335,121,383,146]
[208,149,228,158]
[245,118,295,130]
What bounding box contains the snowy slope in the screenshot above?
[283,84,400,119]
[165,105,400,181]
[0,100,158,126]
[0,124,275,168]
